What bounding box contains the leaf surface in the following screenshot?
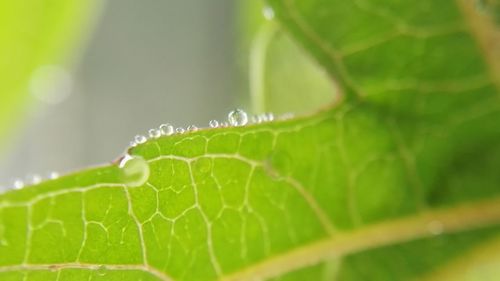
[1,0,500,280]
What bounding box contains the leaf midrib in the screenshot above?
[220,196,500,281]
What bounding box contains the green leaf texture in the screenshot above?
[1,0,500,280]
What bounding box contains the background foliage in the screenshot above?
[0,0,97,145]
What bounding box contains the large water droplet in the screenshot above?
[119,154,150,187]
[159,124,174,136]
[134,135,147,144]
[263,6,275,20]
[209,120,219,128]
[228,109,248,126]
[148,128,161,139]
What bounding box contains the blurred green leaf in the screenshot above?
[0,0,98,146]
[239,1,336,115]
[0,0,500,281]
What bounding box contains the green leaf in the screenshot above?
[1,1,500,281]
[239,0,337,114]
[0,0,97,146]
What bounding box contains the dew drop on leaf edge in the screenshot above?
[118,154,150,187]
[148,128,161,139]
[209,119,219,128]
[159,123,174,136]
[228,108,248,126]
[134,135,147,144]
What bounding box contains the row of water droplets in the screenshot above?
[1,172,59,192]
[118,109,293,188]
[128,109,293,148]
[3,4,278,192]
[2,109,293,191]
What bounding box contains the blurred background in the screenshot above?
[0,0,238,186]
[0,0,333,188]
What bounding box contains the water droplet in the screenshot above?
[13,179,24,190]
[187,125,198,132]
[220,121,229,127]
[263,6,275,20]
[209,120,219,128]
[265,113,275,121]
[119,154,150,187]
[134,135,147,144]
[96,265,107,276]
[159,123,174,136]
[49,172,59,180]
[427,220,444,235]
[176,127,185,134]
[148,128,161,139]
[228,109,248,126]
[129,141,137,147]
[251,115,263,124]
[32,175,42,185]
[260,113,270,122]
